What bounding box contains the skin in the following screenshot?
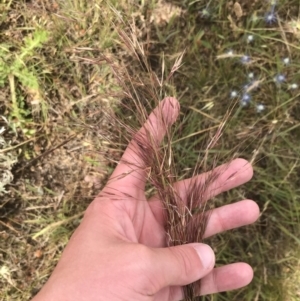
[32,97,260,301]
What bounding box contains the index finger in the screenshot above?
[104,97,180,195]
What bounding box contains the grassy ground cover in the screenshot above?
[0,0,300,300]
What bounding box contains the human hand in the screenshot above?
[32,97,259,301]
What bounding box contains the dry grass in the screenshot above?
[0,0,300,300]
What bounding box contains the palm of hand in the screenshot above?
[33,98,259,301]
[94,159,257,300]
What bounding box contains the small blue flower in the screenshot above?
[265,11,277,24]
[240,94,251,106]
[274,74,285,83]
[241,55,251,64]
[256,104,265,113]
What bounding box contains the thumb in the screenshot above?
[149,243,215,291]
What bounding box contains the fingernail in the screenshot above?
[192,244,215,270]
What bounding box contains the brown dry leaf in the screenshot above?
[150,0,183,25]
[233,2,243,18]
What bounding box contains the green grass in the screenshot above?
[0,0,300,300]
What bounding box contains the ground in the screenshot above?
[0,0,300,300]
